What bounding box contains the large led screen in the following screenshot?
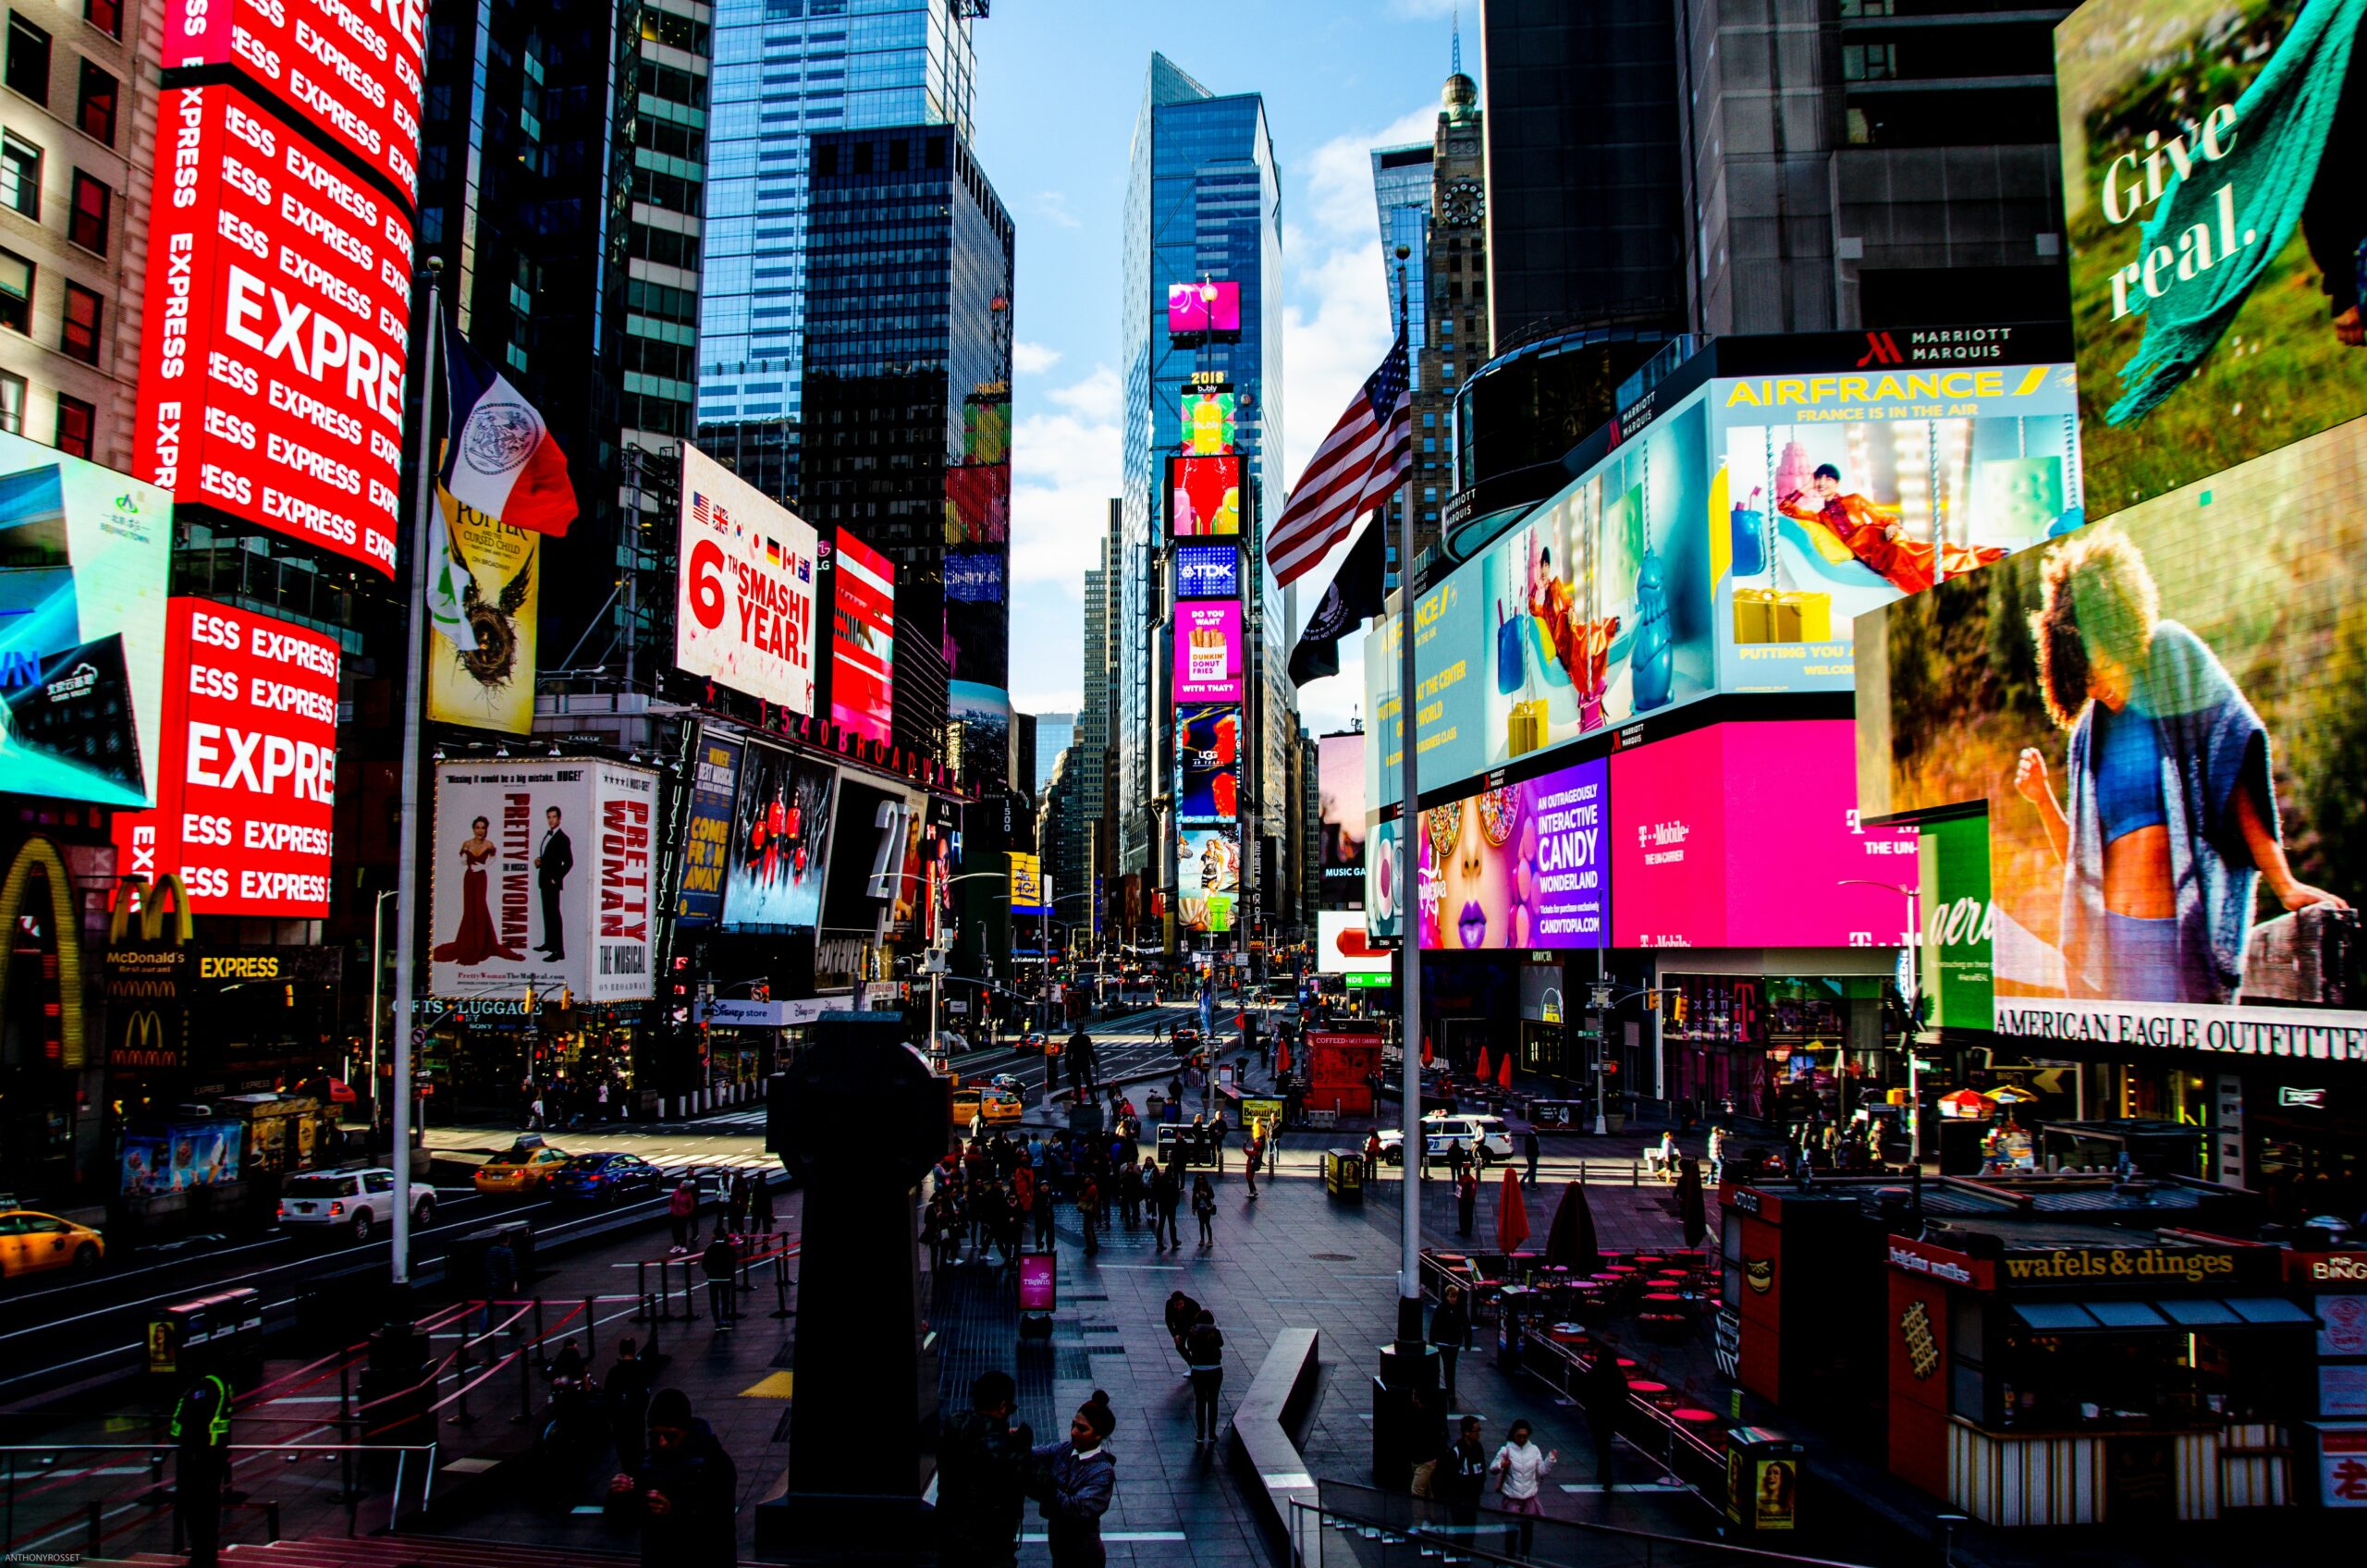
[1168,280,1242,336]
[1318,732,1365,911]
[1610,721,1916,949]
[1713,363,2079,693]
[1367,815,1402,943]
[164,0,428,204]
[830,528,895,745]
[673,730,742,926]
[1858,422,2367,1048]
[1178,826,1241,935]
[2057,0,2367,515]
[1175,541,1243,599]
[1170,453,1243,538]
[1180,394,1238,456]
[111,599,338,916]
[723,743,836,928]
[0,432,171,806]
[677,443,818,714]
[1174,600,1244,703]
[1176,704,1240,823]
[135,84,414,577]
[1416,756,1609,950]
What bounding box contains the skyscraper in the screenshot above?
[695,0,981,429]
[1118,55,1291,946]
[1369,141,1430,581]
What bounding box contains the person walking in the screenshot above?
[607,1389,737,1568]
[668,1179,697,1255]
[1147,1161,1178,1251]
[1191,1173,1217,1248]
[1184,1309,1225,1446]
[752,1176,777,1235]
[1208,1110,1229,1174]
[1364,1128,1382,1183]
[1707,1124,1727,1186]
[171,1371,233,1568]
[1523,1127,1541,1185]
[480,1231,519,1337]
[1446,1137,1470,1185]
[1586,1346,1629,1491]
[700,1231,738,1329]
[1077,1175,1102,1257]
[1430,1282,1473,1401]
[1491,1419,1558,1558]
[605,1337,654,1476]
[1441,1415,1490,1530]
[1243,1133,1262,1199]
[1118,1158,1144,1228]
[727,1173,753,1236]
[1455,1167,1478,1238]
[1033,1165,1058,1249]
[938,1370,1034,1568]
[1032,1391,1118,1568]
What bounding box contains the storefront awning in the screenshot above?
[2150,1297,2315,1329]
[2225,1296,2316,1326]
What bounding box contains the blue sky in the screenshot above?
[968,0,1466,735]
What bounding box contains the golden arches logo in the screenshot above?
[110,874,194,946]
[0,837,85,1068]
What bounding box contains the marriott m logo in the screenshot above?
[1856,332,1905,367]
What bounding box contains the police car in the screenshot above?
[1374,1112,1515,1168]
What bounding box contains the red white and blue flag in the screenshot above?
[439,315,577,537]
[1265,332,1411,587]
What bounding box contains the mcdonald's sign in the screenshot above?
[0,836,85,1068]
[104,873,192,1073]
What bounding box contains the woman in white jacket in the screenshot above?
[1491,1418,1557,1556]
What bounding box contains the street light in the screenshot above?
[368,888,396,1131]
[1839,877,1923,1162]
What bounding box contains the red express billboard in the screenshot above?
[830,527,895,746]
[111,598,340,916]
[166,0,429,205]
[135,84,413,577]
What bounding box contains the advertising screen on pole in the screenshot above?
[134,83,414,578]
[1857,427,2367,1054]
[430,759,658,1001]
[1173,600,1244,703]
[0,431,171,806]
[723,742,837,928]
[1177,826,1240,935]
[1179,394,1238,456]
[164,0,428,205]
[110,599,338,916]
[1610,720,1915,949]
[1318,910,1391,975]
[1168,280,1242,336]
[1417,756,1610,950]
[673,730,743,926]
[1712,362,2079,695]
[2055,0,2367,515]
[1170,453,1243,538]
[1175,542,1243,599]
[1318,732,1365,910]
[1176,704,1240,823]
[677,443,818,713]
[829,528,894,745]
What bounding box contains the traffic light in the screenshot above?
[1672,995,1688,1025]
[1644,989,1659,1011]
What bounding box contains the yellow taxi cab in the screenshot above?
[472,1145,570,1195]
[949,1087,1023,1130]
[0,1210,104,1279]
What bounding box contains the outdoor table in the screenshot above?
[1628,1379,1668,1396]
[1632,1256,1664,1267]
[1674,1408,1720,1425]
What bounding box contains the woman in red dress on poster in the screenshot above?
[1777,462,2006,595]
[434,816,524,963]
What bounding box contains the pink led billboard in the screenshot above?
[1173,601,1243,703]
[1610,720,1917,949]
[1168,280,1241,336]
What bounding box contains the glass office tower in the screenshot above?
[696,0,979,428]
[1118,55,1290,941]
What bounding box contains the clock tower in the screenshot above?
[1410,64,1488,568]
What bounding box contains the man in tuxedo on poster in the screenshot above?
[535,805,575,962]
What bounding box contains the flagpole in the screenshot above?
[389,259,444,1291]
[1390,246,1428,1360]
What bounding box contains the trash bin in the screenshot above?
[150,1288,263,1386]
[1725,1427,1805,1534]
[1323,1148,1364,1201]
[1145,1091,1165,1123]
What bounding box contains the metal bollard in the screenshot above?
[681,1259,699,1322]
[772,1254,794,1319]
[515,1346,532,1425]
[88,1499,102,1558]
[585,1295,597,1357]
[632,1262,651,1323]
[339,1360,352,1422]
[264,1500,282,1542]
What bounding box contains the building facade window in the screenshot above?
[0,369,22,432]
[0,130,35,216]
[0,247,29,332]
[5,14,47,104]
[60,277,98,361]
[67,168,104,251]
[54,390,91,455]
[75,59,111,144]
[83,0,119,39]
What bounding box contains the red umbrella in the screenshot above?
[1497,1168,1531,1252]
[1497,1053,1513,1090]
[1475,1044,1494,1083]
[1421,1034,1434,1067]
[1275,1040,1292,1076]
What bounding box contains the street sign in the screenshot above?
[411,1027,426,1046]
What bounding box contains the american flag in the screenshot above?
[1265,333,1412,587]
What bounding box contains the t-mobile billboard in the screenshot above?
[134,84,414,576]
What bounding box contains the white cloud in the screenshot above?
[1295,640,1367,737]
[1012,340,1062,374]
[1301,104,1438,240]
[1048,363,1122,422]
[1035,190,1083,229]
[1389,0,1462,18]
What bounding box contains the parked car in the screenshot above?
[988,1072,1029,1101]
[0,1210,104,1280]
[473,1145,571,1195]
[1375,1113,1515,1167]
[546,1152,666,1207]
[277,1170,435,1243]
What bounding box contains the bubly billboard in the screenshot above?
[1174,600,1243,702]
[1611,720,1916,949]
[111,599,339,916]
[165,0,428,205]
[1416,755,1609,950]
[134,84,414,576]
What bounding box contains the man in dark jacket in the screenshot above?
[605,1337,655,1476]
[608,1389,736,1566]
[937,1370,1034,1568]
[172,1372,233,1568]
[700,1234,738,1329]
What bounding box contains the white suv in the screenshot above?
[277,1169,435,1243]
[1376,1113,1515,1167]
